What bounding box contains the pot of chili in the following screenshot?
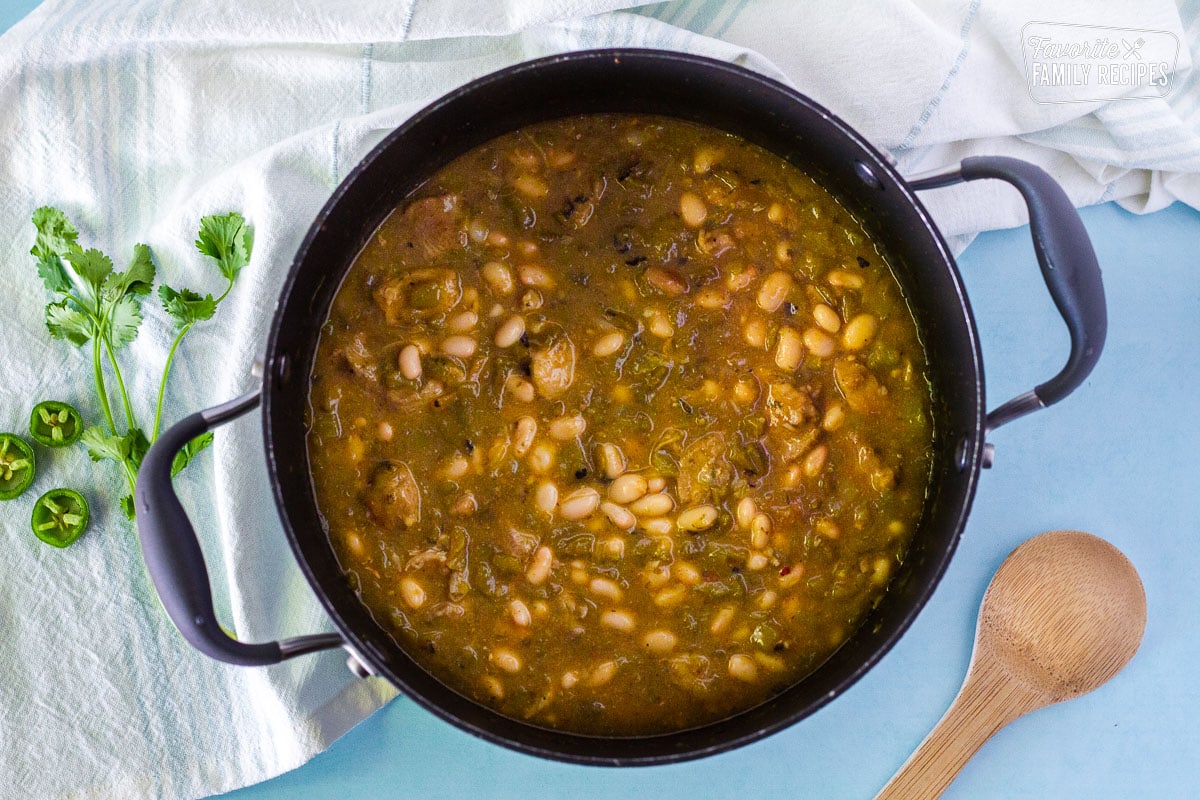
[134,50,1105,764]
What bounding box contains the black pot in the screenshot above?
[135,49,1105,766]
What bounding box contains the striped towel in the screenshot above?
[0,1,1194,798]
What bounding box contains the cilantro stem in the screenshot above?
[121,458,137,494]
[153,323,191,441]
[103,333,138,432]
[151,278,233,441]
[91,337,119,435]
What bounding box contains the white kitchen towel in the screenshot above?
[0,1,1196,798]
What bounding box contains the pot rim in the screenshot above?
[261,47,985,765]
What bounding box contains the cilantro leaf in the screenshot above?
[31,206,80,261]
[102,244,156,301]
[126,427,151,470]
[64,248,115,297]
[159,285,217,328]
[120,494,136,520]
[81,426,148,466]
[45,300,93,346]
[171,432,214,477]
[37,256,73,295]
[195,212,252,281]
[81,426,133,463]
[107,295,144,348]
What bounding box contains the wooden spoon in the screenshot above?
[876,530,1146,799]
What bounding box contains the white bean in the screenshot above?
[467,218,489,243]
[590,577,623,602]
[494,315,526,348]
[513,174,548,199]
[813,303,841,333]
[587,661,618,687]
[559,487,601,520]
[823,404,846,432]
[677,504,719,532]
[728,654,759,682]
[693,147,721,175]
[400,577,426,609]
[506,375,536,403]
[518,264,555,289]
[733,379,758,404]
[509,599,532,627]
[600,501,636,531]
[642,630,678,654]
[803,444,828,477]
[513,416,537,455]
[827,269,865,289]
[526,546,553,584]
[596,442,626,479]
[534,480,558,516]
[441,335,477,358]
[491,647,522,673]
[743,318,768,348]
[750,514,772,547]
[630,492,674,517]
[803,327,836,358]
[842,313,879,350]
[398,345,422,380]
[642,517,675,536]
[608,473,648,504]
[679,191,707,227]
[482,261,514,295]
[482,675,505,699]
[528,442,555,473]
[598,536,626,560]
[673,561,701,585]
[695,288,728,309]
[647,312,674,338]
[710,606,735,635]
[757,271,794,312]
[655,585,688,607]
[600,609,636,633]
[778,564,805,589]
[448,311,478,332]
[548,414,587,441]
[443,455,470,479]
[775,326,803,370]
[736,497,757,530]
[593,331,626,357]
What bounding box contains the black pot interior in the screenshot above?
[263,49,985,765]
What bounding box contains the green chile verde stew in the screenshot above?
[308,114,934,735]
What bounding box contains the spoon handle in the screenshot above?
[875,659,1043,800]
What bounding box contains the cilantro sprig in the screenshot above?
[31,207,251,519]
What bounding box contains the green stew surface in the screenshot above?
[307,114,934,735]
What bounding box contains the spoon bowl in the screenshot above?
[876,530,1147,799]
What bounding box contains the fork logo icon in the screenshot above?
[1122,37,1146,60]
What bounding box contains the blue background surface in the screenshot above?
[3,4,1197,797]
[0,0,33,34]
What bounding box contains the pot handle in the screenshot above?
[909,156,1106,432]
[134,388,346,666]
